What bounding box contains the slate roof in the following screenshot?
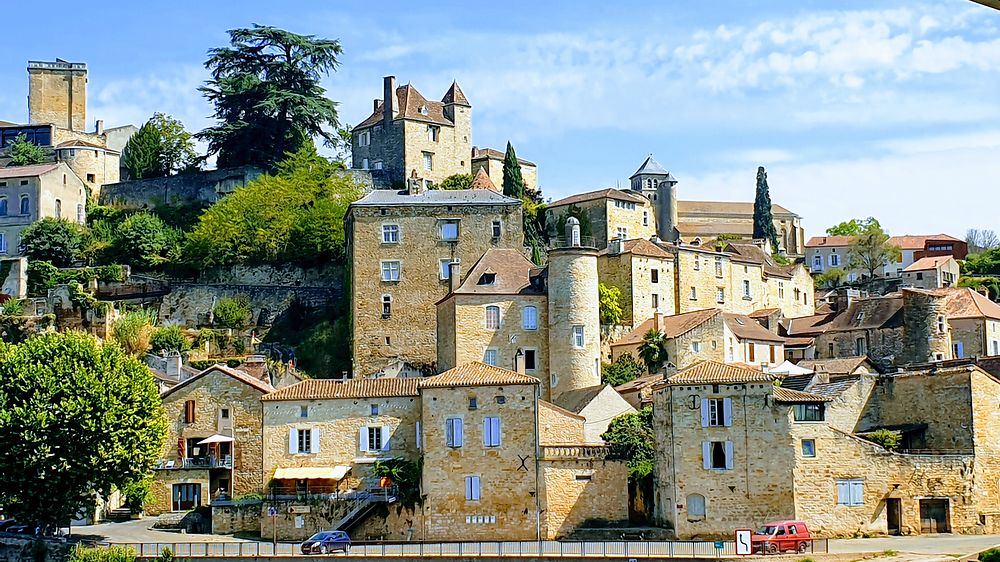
[772,386,832,403]
[780,374,814,392]
[797,357,871,375]
[421,362,540,388]
[723,313,786,343]
[903,256,954,272]
[630,155,670,178]
[667,360,777,384]
[350,188,520,207]
[783,313,836,337]
[678,200,796,217]
[612,309,722,348]
[163,364,275,399]
[548,188,650,208]
[749,308,780,319]
[471,146,536,167]
[553,384,609,414]
[808,376,862,398]
[441,81,471,106]
[824,296,904,332]
[0,163,60,178]
[354,82,467,130]
[448,248,544,297]
[262,378,419,401]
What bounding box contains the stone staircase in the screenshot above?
[104,508,134,523]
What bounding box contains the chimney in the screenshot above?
[514,349,526,374]
[449,261,462,292]
[374,99,381,113]
[95,119,104,135]
[653,313,660,332]
[383,76,396,128]
[165,354,181,379]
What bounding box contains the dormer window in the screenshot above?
[478,273,497,285]
[419,105,429,115]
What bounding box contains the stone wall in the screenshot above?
[259,499,356,541]
[351,503,424,541]
[159,284,340,328]
[402,114,471,187]
[212,500,262,535]
[541,458,629,538]
[604,200,656,250]
[816,327,905,371]
[99,167,264,208]
[539,401,586,445]
[0,257,27,299]
[547,249,602,400]
[901,289,952,364]
[0,538,71,562]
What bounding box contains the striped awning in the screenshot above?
[273,466,351,480]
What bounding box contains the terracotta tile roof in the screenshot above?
[548,188,649,208]
[797,357,871,375]
[782,336,816,347]
[903,256,954,272]
[668,360,777,384]
[749,308,780,319]
[724,243,796,278]
[614,373,664,394]
[599,238,672,259]
[944,287,1000,321]
[441,81,471,106]
[262,377,419,401]
[354,83,456,130]
[805,235,855,247]
[421,362,539,388]
[678,200,795,217]
[56,139,107,150]
[783,313,835,336]
[0,163,60,178]
[471,146,536,167]
[470,168,498,191]
[723,313,786,343]
[612,309,722,348]
[447,248,544,298]
[888,234,962,250]
[162,364,275,399]
[0,120,20,127]
[553,384,608,414]
[772,386,832,403]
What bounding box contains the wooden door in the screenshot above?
[920,499,950,533]
[887,498,901,535]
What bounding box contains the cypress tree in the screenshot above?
[502,141,525,199]
[753,166,780,252]
[122,122,166,180]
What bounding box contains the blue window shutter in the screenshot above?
[493,417,501,446]
[455,418,464,447]
[701,399,710,427]
[837,481,850,505]
[850,480,864,506]
[723,398,733,427]
[702,442,711,470]
[724,441,734,470]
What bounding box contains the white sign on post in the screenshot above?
[735,529,753,556]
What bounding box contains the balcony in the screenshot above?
[540,445,611,460]
[154,455,233,470]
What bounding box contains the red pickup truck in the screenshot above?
[752,520,812,554]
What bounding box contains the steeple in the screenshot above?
[630,154,669,179]
[441,81,471,107]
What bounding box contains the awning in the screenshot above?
[273,466,351,481]
[197,434,235,445]
[767,360,813,376]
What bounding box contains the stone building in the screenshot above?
[258,362,628,541]
[346,183,523,375]
[471,146,537,193]
[651,360,1000,538]
[0,162,87,257]
[148,365,274,516]
[901,256,959,290]
[806,234,967,281]
[546,188,656,250]
[351,76,472,187]
[596,238,677,323]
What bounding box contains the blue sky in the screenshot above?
[2,0,999,238]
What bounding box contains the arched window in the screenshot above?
[19,196,29,215]
[687,494,706,519]
[54,199,62,219]
[0,197,7,216]
[646,179,652,189]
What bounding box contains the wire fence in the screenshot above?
[105,539,829,558]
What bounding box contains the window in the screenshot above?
[813,255,822,269]
[616,226,628,240]
[483,416,501,447]
[0,198,6,216]
[855,337,866,356]
[778,281,785,299]
[440,259,459,280]
[749,344,755,362]
[687,494,706,519]
[954,342,965,358]
[184,400,196,423]
[485,306,501,330]
[742,280,751,298]
[358,130,370,146]
[55,199,62,219]
[422,152,433,171]
[937,315,946,334]
[361,157,371,169]
[693,259,700,271]
[836,479,864,506]
[691,341,701,353]
[381,260,401,282]
[717,288,725,304]
[440,220,459,241]
[523,349,537,371]
[643,211,649,226]
[830,254,841,267]
[702,441,733,470]
[382,224,399,243]
[446,418,464,448]
[916,272,924,281]
[20,196,29,215]
[492,220,502,239]
[828,342,835,358]
[172,483,201,512]
[469,397,478,410]
[19,180,28,186]
[522,306,538,330]
[297,428,313,454]
[651,269,659,283]
[428,125,439,142]
[478,273,496,285]
[366,426,383,451]
[701,398,732,427]
[374,161,383,170]
[0,233,5,255]
[371,404,380,416]
[465,476,481,501]
[802,439,816,458]
[299,405,308,418]
[715,258,724,278]
[382,295,392,318]
[483,349,497,366]
[690,287,697,300]
[572,325,585,348]
[793,404,825,422]
[652,293,659,309]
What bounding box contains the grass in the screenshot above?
[799,558,816,562]
[880,550,899,557]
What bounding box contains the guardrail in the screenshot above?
[106,539,829,558]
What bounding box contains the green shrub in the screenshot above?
[1,299,24,316]
[121,476,153,513]
[981,547,1000,562]
[602,353,645,387]
[150,325,192,354]
[19,218,85,267]
[867,429,902,451]
[112,309,157,356]
[214,296,252,330]
[69,545,137,562]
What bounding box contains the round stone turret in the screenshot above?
[546,245,601,401]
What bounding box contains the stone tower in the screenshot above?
[28,59,87,132]
[546,218,602,401]
[901,288,952,364]
[630,155,678,242]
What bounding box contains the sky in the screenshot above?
[1,0,999,239]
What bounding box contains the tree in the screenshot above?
[848,221,900,289]
[967,228,1000,255]
[150,325,192,354]
[638,329,669,374]
[115,213,171,268]
[19,218,84,267]
[826,217,881,237]
[112,309,157,356]
[122,122,164,180]
[501,141,525,199]
[602,353,645,387]
[198,25,344,169]
[7,133,47,166]
[123,114,200,180]
[436,173,474,190]
[602,407,655,480]
[0,331,166,526]
[214,296,252,330]
[598,282,624,325]
[752,166,779,252]
[815,267,848,289]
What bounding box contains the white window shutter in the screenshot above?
[493,417,501,446]
[723,398,733,427]
[837,481,849,504]
[311,428,320,454]
[446,419,454,447]
[288,428,298,454]
[724,441,734,470]
[700,399,710,427]
[416,421,422,450]
[702,442,711,470]
[473,476,481,500]
[381,425,390,451]
[359,427,369,452]
[483,418,491,447]
[455,418,464,447]
[850,481,863,506]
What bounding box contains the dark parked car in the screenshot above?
[0,520,19,532]
[300,531,351,555]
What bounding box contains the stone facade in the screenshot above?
[900,289,952,364]
[547,248,603,399]
[546,190,655,250]
[597,241,676,324]
[901,257,960,289]
[470,147,537,193]
[149,366,272,516]
[348,189,523,375]
[0,162,87,258]
[540,456,629,538]
[28,60,87,132]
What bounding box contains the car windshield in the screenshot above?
[308,532,333,541]
[757,526,778,535]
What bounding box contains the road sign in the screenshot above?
[735,529,753,556]
[714,541,724,550]
[267,506,278,517]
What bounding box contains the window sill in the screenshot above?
[381,279,400,284]
[742,296,753,301]
[381,241,400,245]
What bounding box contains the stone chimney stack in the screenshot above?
[374,99,381,113]
[95,119,104,135]
[514,350,526,374]
[449,261,462,292]
[383,76,396,128]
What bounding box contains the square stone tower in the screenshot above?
[28,59,87,132]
